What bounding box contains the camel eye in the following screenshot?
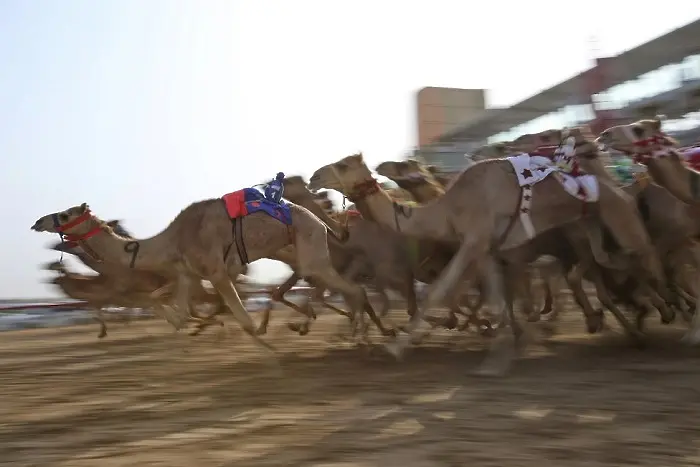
[59,213,69,221]
[632,126,645,138]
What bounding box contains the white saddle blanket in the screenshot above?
[507,153,599,202]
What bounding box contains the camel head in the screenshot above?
[596,117,671,156]
[596,117,693,201]
[31,203,92,234]
[308,153,374,199]
[283,175,335,212]
[43,261,67,273]
[471,142,515,160]
[282,175,313,200]
[517,125,618,180]
[514,126,600,160]
[375,160,446,199]
[283,174,350,239]
[375,159,427,181]
[313,191,335,214]
[48,219,132,254]
[512,129,571,156]
[425,165,455,188]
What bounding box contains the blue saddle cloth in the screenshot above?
[222,187,292,225]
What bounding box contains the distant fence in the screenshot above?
[0,286,318,314]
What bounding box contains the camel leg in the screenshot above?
[208,273,277,355]
[516,268,538,322]
[539,262,564,319]
[588,271,645,343]
[375,286,392,318]
[681,245,700,344]
[387,236,487,360]
[565,265,605,334]
[454,276,494,334]
[474,256,521,377]
[188,302,228,336]
[268,272,317,335]
[463,276,486,313]
[295,229,394,339]
[596,182,664,286]
[645,285,674,324]
[540,279,554,316]
[93,309,107,339]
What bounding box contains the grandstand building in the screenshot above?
[413,20,700,173]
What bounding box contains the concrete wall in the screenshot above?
[416,87,486,147]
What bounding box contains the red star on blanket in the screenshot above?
[577,184,586,199]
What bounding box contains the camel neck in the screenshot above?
[286,192,348,242]
[402,182,443,203]
[70,218,177,272]
[350,179,454,242]
[653,155,700,205]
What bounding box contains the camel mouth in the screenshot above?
[51,242,77,253]
[307,175,323,192]
[31,222,45,232]
[43,261,65,272]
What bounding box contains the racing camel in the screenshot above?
[308,139,660,373]
[30,183,394,355]
[47,220,237,337]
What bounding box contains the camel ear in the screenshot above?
[79,203,88,213]
[652,115,666,131]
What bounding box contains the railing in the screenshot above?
[0,286,317,314]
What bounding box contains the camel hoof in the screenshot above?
[660,309,675,325]
[423,315,445,328]
[586,321,603,334]
[287,322,310,335]
[383,334,411,361]
[586,311,605,334]
[443,314,459,330]
[97,332,107,339]
[526,313,541,323]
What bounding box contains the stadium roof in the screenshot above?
[435,19,700,143]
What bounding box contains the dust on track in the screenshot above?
[1,305,700,467]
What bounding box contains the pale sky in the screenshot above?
[2,0,700,298]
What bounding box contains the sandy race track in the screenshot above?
[2,305,700,467]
